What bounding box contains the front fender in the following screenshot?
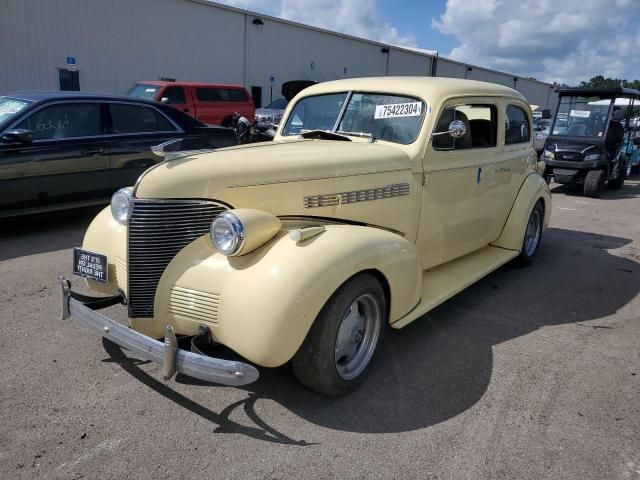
[147,225,421,367]
[81,206,128,297]
[492,173,551,251]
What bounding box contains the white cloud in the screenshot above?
[433,0,640,85]
[217,0,417,46]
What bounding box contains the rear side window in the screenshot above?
[161,86,186,104]
[196,88,247,102]
[433,104,497,150]
[16,103,102,141]
[505,105,531,145]
[108,103,177,134]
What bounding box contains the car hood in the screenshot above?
[134,139,415,233]
[546,138,600,154]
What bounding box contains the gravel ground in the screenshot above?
[1,179,639,480]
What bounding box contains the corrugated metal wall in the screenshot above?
[0,0,557,110]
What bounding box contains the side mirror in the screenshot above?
[541,109,551,119]
[431,119,467,139]
[1,129,33,144]
[160,97,170,104]
[448,120,467,138]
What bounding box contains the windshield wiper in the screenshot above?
[336,131,377,142]
[300,130,351,142]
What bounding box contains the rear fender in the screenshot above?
[492,173,551,251]
[149,224,421,367]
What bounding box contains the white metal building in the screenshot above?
[0,0,557,110]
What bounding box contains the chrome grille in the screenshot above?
[128,199,228,318]
[169,286,220,324]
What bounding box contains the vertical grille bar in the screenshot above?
[127,199,227,318]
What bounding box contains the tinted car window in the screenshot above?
[16,103,101,141]
[196,88,247,102]
[109,103,177,134]
[505,105,531,145]
[433,104,497,150]
[162,86,186,104]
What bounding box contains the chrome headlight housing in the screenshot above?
[110,187,133,224]
[584,153,600,161]
[543,150,555,160]
[210,211,245,256]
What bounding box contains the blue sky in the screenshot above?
[219,0,640,85]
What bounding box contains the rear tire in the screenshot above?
[583,169,604,197]
[291,273,386,396]
[514,200,544,267]
[608,162,626,190]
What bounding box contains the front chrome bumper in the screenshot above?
[58,276,259,386]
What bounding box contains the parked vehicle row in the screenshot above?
[60,77,551,396]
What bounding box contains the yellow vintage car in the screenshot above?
[59,77,551,396]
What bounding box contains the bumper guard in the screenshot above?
[58,276,259,386]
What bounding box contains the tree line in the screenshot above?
[578,75,640,90]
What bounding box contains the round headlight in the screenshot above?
[210,212,245,256]
[111,187,133,224]
[543,150,555,160]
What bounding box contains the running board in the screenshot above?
[391,245,518,329]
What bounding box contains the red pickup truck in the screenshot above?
[129,81,255,126]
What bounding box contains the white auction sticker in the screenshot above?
[375,102,423,119]
[570,109,591,118]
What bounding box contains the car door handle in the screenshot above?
[81,148,104,155]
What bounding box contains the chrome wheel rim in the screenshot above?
[334,294,381,380]
[524,208,542,257]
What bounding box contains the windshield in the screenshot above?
[128,83,160,100]
[265,98,287,110]
[282,92,426,144]
[0,97,30,125]
[552,95,612,138]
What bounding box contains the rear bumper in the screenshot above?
[58,276,259,386]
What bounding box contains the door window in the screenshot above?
[196,88,248,102]
[505,105,531,144]
[161,86,186,104]
[108,103,177,134]
[15,103,101,141]
[433,104,497,150]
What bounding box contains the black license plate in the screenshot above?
[73,248,108,283]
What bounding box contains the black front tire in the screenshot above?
[291,273,386,396]
[583,169,605,197]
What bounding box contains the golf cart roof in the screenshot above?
[557,87,640,98]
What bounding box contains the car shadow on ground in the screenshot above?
[102,227,639,442]
[0,207,102,261]
[550,178,640,199]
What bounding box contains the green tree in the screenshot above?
[579,75,640,89]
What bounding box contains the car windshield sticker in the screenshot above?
[0,100,25,114]
[374,102,423,119]
[145,88,157,93]
[570,109,590,118]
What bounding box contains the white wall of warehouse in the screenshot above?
[0,0,556,110]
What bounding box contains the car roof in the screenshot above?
[137,81,248,89]
[296,76,526,103]
[557,87,640,98]
[1,91,161,104]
